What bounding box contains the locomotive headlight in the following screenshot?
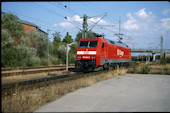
[91,56,96,59]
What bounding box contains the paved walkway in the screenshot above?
[34,74,170,112]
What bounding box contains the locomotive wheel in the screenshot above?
[103,64,109,70]
[81,67,94,72]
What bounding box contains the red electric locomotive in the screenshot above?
[75,37,132,71]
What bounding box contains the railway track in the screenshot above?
[2,65,75,77]
[1,65,74,71]
[2,69,108,96]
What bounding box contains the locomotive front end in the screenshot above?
[75,38,98,71]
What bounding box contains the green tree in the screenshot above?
[75,30,96,42]
[1,48,18,67]
[57,44,66,64]
[68,52,76,64]
[69,42,78,55]
[1,13,24,42]
[1,29,14,49]
[36,33,48,58]
[53,31,61,42]
[62,32,73,44]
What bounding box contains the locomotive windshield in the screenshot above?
[79,41,98,47]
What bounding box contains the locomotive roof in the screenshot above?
[80,38,128,48]
[106,39,128,48]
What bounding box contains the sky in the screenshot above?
[1,1,170,53]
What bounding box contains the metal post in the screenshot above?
[47,29,51,66]
[82,14,88,38]
[142,55,143,61]
[160,36,163,59]
[153,53,156,61]
[66,43,68,71]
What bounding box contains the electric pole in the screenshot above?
[160,36,163,59]
[66,43,68,71]
[115,15,123,42]
[81,13,107,38]
[47,29,51,66]
[81,14,91,38]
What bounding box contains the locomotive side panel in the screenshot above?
[100,41,132,65]
[96,38,107,66]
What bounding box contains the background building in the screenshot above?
[2,12,47,37]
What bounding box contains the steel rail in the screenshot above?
[2,65,74,71]
[2,67,75,77]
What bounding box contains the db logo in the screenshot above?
[117,49,124,57]
[84,51,89,54]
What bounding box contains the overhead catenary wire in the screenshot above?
[80,2,118,30]
[57,2,81,15]
[2,8,57,27]
[48,2,81,16]
[32,2,66,18]
[33,2,82,31]
[87,2,118,22]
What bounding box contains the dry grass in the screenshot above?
[128,63,170,75]
[149,64,170,74]
[2,68,127,112]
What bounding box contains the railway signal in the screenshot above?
[66,42,75,71]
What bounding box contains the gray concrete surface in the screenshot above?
[34,74,170,112]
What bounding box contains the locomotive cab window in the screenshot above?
[89,41,98,47]
[79,41,88,47]
[79,41,98,47]
[102,43,104,48]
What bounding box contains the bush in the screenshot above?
[140,64,150,74]
[27,56,41,67]
[68,52,76,64]
[166,58,170,63]
[14,43,30,67]
[36,33,48,58]
[26,32,48,58]
[51,56,62,65]
[130,63,138,73]
[1,48,18,67]
[57,44,66,64]
[163,66,168,75]
[160,58,167,65]
[1,29,14,48]
[14,43,40,67]
[40,58,48,66]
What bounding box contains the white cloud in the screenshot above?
[127,13,134,20]
[59,22,73,28]
[135,8,148,18]
[123,13,139,30]
[67,15,83,23]
[53,24,57,27]
[161,18,170,29]
[123,19,139,30]
[162,8,170,15]
[88,17,109,25]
